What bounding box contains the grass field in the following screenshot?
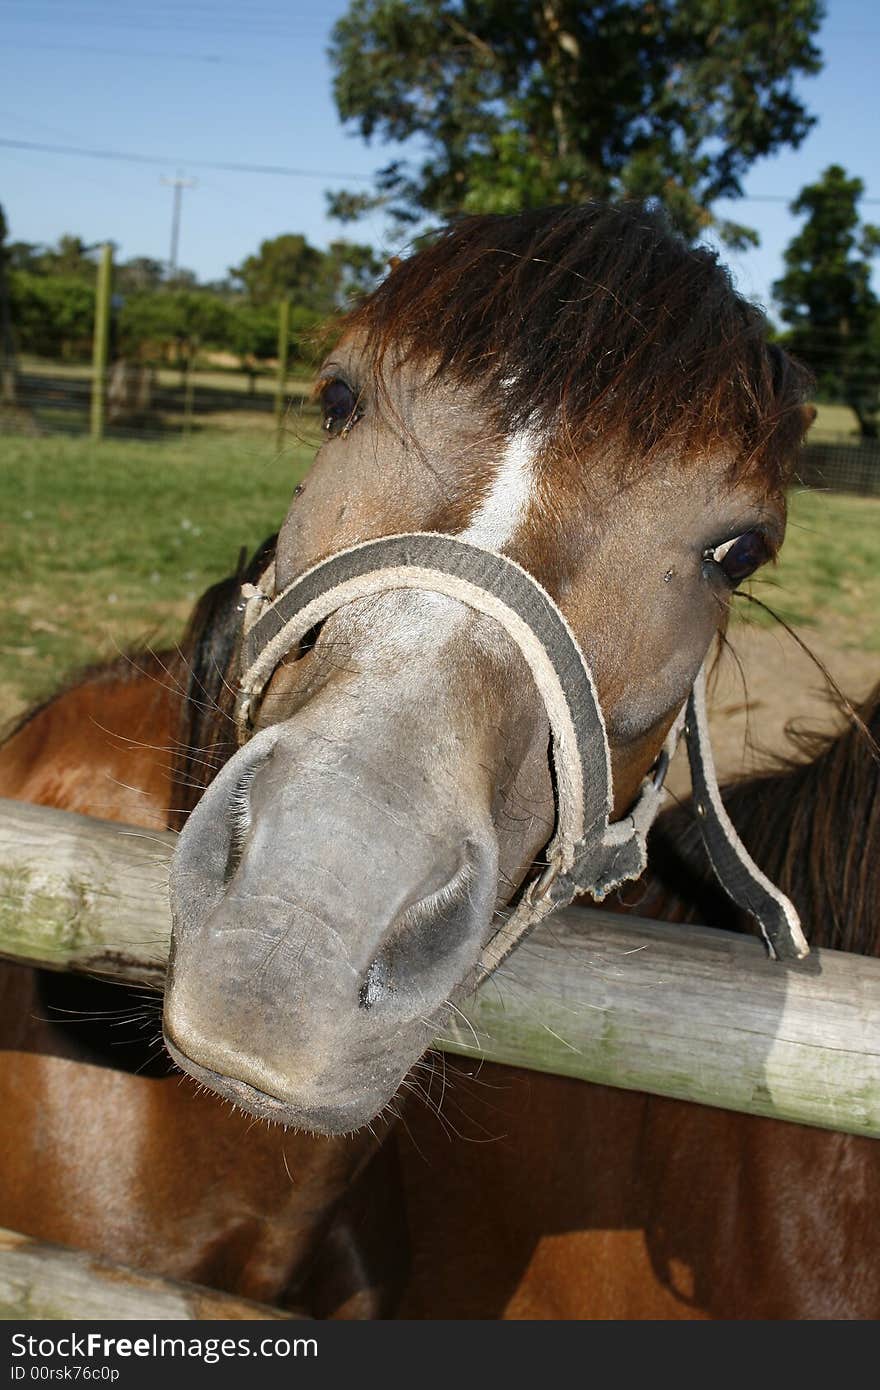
[809,402,861,442]
[0,431,315,721]
[1,432,878,727]
[745,487,880,650]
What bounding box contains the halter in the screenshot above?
[233,533,808,973]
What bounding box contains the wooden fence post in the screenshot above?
[90,243,113,442]
[183,344,196,437]
[275,297,290,453]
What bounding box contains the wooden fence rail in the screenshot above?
[2,796,879,1138]
[0,1227,303,1321]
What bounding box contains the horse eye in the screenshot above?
[320,379,362,438]
[706,531,772,585]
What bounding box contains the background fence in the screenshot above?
[797,440,880,496]
[1,245,314,447]
[7,354,880,497]
[5,358,312,443]
[2,245,880,491]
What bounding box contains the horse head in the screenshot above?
[164,204,813,1133]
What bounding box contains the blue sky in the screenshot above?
[1,0,878,318]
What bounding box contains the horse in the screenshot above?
[1,201,820,1315]
[161,201,813,1135]
[5,593,877,1320]
[392,684,880,1319]
[0,575,407,1318]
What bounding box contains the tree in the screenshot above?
[227,302,280,392]
[229,233,381,312]
[326,239,383,305]
[119,290,233,374]
[35,234,103,280]
[773,165,880,438]
[328,0,823,244]
[8,271,95,359]
[4,240,42,272]
[229,234,330,309]
[116,257,166,295]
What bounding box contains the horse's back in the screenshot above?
[395,1060,880,1319]
[0,655,176,826]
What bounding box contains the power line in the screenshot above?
[0,137,374,182]
[3,41,232,64]
[2,135,878,204]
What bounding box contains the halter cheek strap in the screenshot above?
[234,532,808,972]
[685,665,807,962]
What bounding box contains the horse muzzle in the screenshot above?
[164,719,501,1134]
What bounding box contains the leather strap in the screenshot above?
[685,665,809,961]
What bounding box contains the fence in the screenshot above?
[1,244,308,446]
[0,1227,301,1321]
[2,792,879,1318]
[5,360,311,444]
[2,795,879,1138]
[5,249,880,487]
[798,439,880,496]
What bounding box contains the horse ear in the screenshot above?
[387,256,402,273]
[801,403,818,433]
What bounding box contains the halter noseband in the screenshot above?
[233,533,808,973]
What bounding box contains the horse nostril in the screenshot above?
[358,847,489,1014]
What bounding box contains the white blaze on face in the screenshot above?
[460,427,540,550]
[368,427,541,646]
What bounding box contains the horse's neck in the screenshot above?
[0,651,184,1069]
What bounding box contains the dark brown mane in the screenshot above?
[169,534,277,831]
[644,686,880,955]
[345,203,813,489]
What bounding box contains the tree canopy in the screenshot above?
[4,220,381,371]
[774,165,880,437]
[9,271,95,359]
[229,234,382,310]
[329,0,824,245]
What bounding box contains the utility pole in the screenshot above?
[160,171,197,279]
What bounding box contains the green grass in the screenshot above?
[0,431,315,720]
[738,490,880,651]
[809,402,861,442]
[0,432,877,726]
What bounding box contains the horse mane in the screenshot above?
[344,202,813,489]
[643,686,880,956]
[169,534,277,832]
